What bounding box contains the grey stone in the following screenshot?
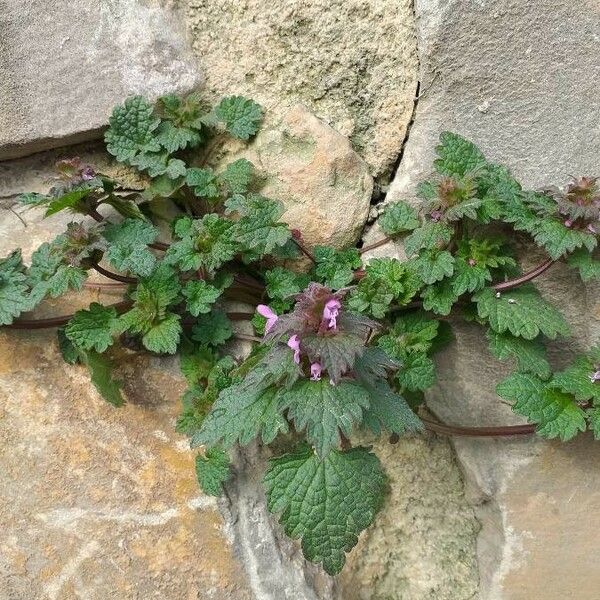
[185,0,419,178]
[0,0,202,160]
[384,1,600,597]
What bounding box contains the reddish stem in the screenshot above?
[493,259,555,292]
[359,236,393,254]
[5,300,133,329]
[422,417,535,437]
[292,238,316,264]
[93,264,137,284]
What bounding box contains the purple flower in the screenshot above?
[81,166,96,181]
[430,210,443,222]
[287,335,301,364]
[310,362,322,381]
[323,299,341,330]
[588,223,597,234]
[589,370,600,383]
[257,304,278,333]
[564,219,573,228]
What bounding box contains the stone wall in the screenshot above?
[1,0,599,598]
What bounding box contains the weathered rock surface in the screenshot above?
[0,332,256,600]
[185,0,419,178]
[220,105,373,250]
[384,0,600,597]
[340,434,480,600]
[0,0,201,160]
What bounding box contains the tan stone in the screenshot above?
[185,0,419,178]
[221,105,373,250]
[0,333,254,599]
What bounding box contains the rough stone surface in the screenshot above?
[0,0,202,160]
[340,434,480,600]
[218,105,373,250]
[0,335,256,600]
[384,0,600,597]
[185,0,419,178]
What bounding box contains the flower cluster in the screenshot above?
[258,291,344,382]
[554,176,600,234]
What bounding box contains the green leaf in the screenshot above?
[233,197,291,258]
[102,218,158,277]
[192,385,287,448]
[379,311,441,357]
[280,379,370,457]
[497,373,586,441]
[182,280,222,317]
[264,267,310,301]
[404,222,453,257]
[301,331,365,383]
[195,448,230,496]
[45,189,92,217]
[130,152,186,179]
[313,246,362,289]
[0,250,31,325]
[191,310,233,346]
[378,202,420,235]
[105,96,161,162]
[264,445,386,575]
[83,350,125,407]
[396,353,436,391]
[215,96,263,139]
[18,192,48,206]
[450,258,492,295]
[119,265,181,352]
[354,349,423,435]
[218,159,255,195]
[551,349,600,404]
[587,408,600,439]
[434,132,487,176]
[473,285,570,340]
[57,328,82,365]
[155,120,202,153]
[567,249,600,281]
[420,279,459,315]
[179,342,218,386]
[142,312,181,354]
[102,196,146,221]
[414,250,455,284]
[166,214,238,274]
[349,258,421,318]
[186,168,220,199]
[65,303,119,353]
[533,219,597,259]
[486,330,551,379]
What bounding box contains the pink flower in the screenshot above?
[589,370,600,383]
[287,335,301,364]
[310,362,322,381]
[588,223,597,234]
[564,219,573,228]
[323,299,341,330]
[257,304,278,333]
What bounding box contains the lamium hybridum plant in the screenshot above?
[2,92,600,574]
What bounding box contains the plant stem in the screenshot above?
[93,264,137,284]
[421,417,535,437]
[359,236,393,254]
[493,259,555,292]
[5,300,133,329]
[292,238,316,264]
